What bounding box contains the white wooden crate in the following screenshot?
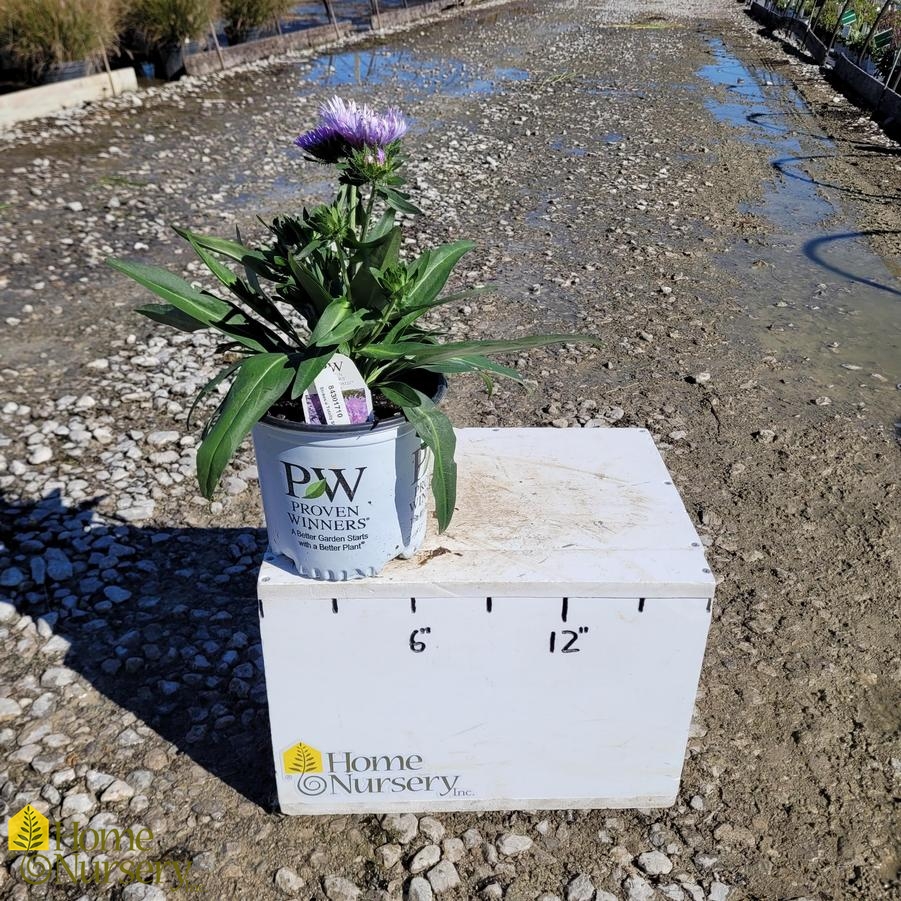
[257,428,714,814]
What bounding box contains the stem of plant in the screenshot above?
[360,184,377,242]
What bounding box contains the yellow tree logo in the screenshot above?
[7,805,49,852]
[282,741,323,776]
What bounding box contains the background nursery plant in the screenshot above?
[108,97,598,534]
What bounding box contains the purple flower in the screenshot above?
[304,391,373,425]
[293,124,347,163]
[294,96,407,161]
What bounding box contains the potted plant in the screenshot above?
[128,0,219,79]
[108,98,599,580]
[2,0,120,84]
[220,0,293,44]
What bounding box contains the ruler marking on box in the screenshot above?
[561,597,569,622]
[486,597,493,613]
[638,597,646,613]
[410,597,417,614]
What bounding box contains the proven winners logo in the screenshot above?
[282,740,472,800]
[6,804,201,890]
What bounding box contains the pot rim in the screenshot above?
[259,373,447,435]
[259,409,407,435]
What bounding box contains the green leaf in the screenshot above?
[358,334,599,364]
[188,359,245,431]
[418,354,524,382]
[236,225,263,294]
[303,479,327,499]
[382,287,489,344]
[349,227,402,310]
[136,303,205,332]
[108,258,277,352]
[175,226,299,342]
[379,380,422,407]
[289,255,334,316]
[367,208,396,241]
[289,349,335,400]
[173,226,242,291]
[380,186,423,216]
[181,232,281,279]
[380,386,457,533]
[325,311,368,346]
[403,241,474,311]
[196,353,293,498]
[309,298,353,346]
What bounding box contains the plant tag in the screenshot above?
[301,354,373,425]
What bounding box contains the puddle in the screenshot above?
[698,38,900,417]
[225,48,528,211]
[302,48,528,97]
[549,138,587,157]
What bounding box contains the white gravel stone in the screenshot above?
[101,779,135,803]
[122,885,167,901]
[426,860,460,893]
[274,866,305,894]
[61,792,98,818]
[86,770,115,792]
[596,892,619,901]
[565,873,595,901]
[375,843,403,869]
[382,813,418,844]
[407,875,434,901]
[28,445,53,464]
[323,874,361,900]
[117,500,156,522]
[147,430,180,446]
[419,816,445,842]
[637,850,673,875]
[41,666,75,688]
[0,698,22,720]
[410,844,441,874]
[624,875,656,901]
[441,837,465,863]
[41,634,71,655]
[0,600,17,621]
[708,883,730,901]
[497,833,533,856]
[1,567,26,588]
[44,548,73,581]
[462,828,482,849]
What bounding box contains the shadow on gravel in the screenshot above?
[803,230,901,297]
[0,490,277,809]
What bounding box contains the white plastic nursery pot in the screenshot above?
[252,379,445,581]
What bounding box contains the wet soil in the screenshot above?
[0,0,899,899]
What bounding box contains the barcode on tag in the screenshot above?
[311,368,350,424]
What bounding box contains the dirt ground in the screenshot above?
[0,1,899,900]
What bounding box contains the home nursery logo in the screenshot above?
[282,739,473,800]
[7,804,49,852]
[5,805,202,890]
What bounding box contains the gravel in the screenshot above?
[0,0,897,899]
[565,873,596,901]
